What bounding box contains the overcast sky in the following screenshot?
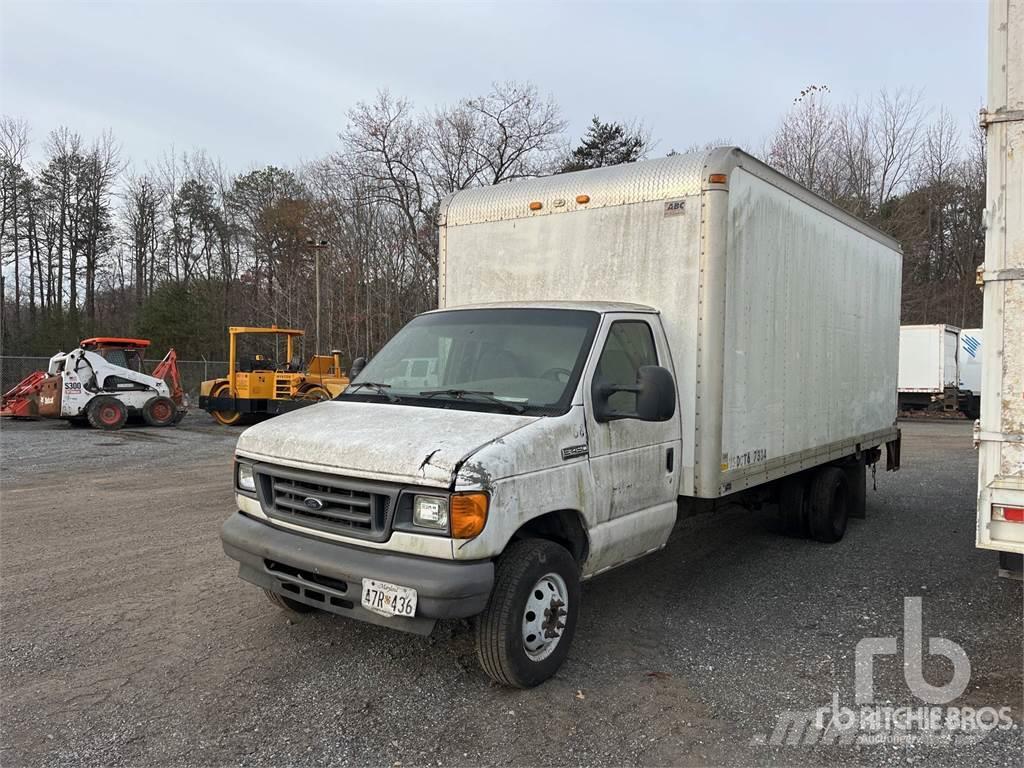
[1,0,988,172]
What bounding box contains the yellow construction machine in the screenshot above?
[199,326,349,426]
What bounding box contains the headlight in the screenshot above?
[413,495,449,530]
[237,462,256,493]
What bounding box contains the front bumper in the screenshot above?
[221,512,494,635]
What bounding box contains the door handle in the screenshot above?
[666,447,674,473]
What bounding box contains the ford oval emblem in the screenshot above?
[303,496,325,511]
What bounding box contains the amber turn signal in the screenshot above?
[708,173,728,184]
[451,492,489,538]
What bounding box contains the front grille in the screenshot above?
[264,559,354,610]
[274,377,292,398]
[254,464,397,541]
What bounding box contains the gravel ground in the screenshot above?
[0,416,1020,767]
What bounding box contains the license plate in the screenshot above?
[361,578,417,618]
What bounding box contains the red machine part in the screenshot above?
[0,370,48,418]
[80,337,152,349]
[151,348,184,406]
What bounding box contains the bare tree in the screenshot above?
[873,88,926,211]
[0,117,31,338]
[122,171,163,307]
[767,85,838,197]
[464,82,566,184]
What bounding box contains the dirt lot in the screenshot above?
[1,416,1021,767]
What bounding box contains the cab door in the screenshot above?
[583,314,682,531]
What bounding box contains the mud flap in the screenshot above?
[885,429,901,471]
[844,459,867,519]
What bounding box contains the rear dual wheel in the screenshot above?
[808,467,850,543]
[777,465,851,543]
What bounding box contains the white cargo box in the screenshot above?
[439,147,902,498]
[897,324,961,394]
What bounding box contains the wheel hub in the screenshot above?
[521,573,568,661]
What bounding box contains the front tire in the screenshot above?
[475,539,580,688]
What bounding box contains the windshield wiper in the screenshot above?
[417,389,526,414]
[342,381,399,402]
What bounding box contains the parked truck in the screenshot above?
[896,324,969,415]
[221,147,903,687]
[976,0,1023,576]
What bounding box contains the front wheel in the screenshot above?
[209,383,244,426]
[475,539,580,688]
[86,396,127,431]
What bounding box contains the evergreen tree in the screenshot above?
[560,116,647,173]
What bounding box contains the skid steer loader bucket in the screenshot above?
[0,370,48,418]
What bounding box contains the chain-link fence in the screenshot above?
[0,356,228,396]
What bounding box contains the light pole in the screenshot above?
[306,238,329,354]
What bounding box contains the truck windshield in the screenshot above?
[340,308,600,415]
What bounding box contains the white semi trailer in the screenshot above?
[222,147,903,687]
[976,0,1024,575]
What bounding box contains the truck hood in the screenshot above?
[234,400,540,487]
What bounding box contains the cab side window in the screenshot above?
[595,321,658,411]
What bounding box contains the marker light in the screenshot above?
[709,173,728,184]
[529,201,543,211]
[576,194,591,204]
[451,492,489,539]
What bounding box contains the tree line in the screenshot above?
[0,81,983,366]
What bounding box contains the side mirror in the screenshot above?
[350,356,367,379]
[593,365,676,423]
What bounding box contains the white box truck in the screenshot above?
[896,324,963,413]
[221,147,903,687]
[976,0,1024,575]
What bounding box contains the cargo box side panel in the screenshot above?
[717,168,901,493]
[443,198,703,493]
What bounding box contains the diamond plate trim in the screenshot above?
[441,149,715,227]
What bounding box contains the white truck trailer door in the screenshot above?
[942,326,960,389]
[582,314,682,528]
